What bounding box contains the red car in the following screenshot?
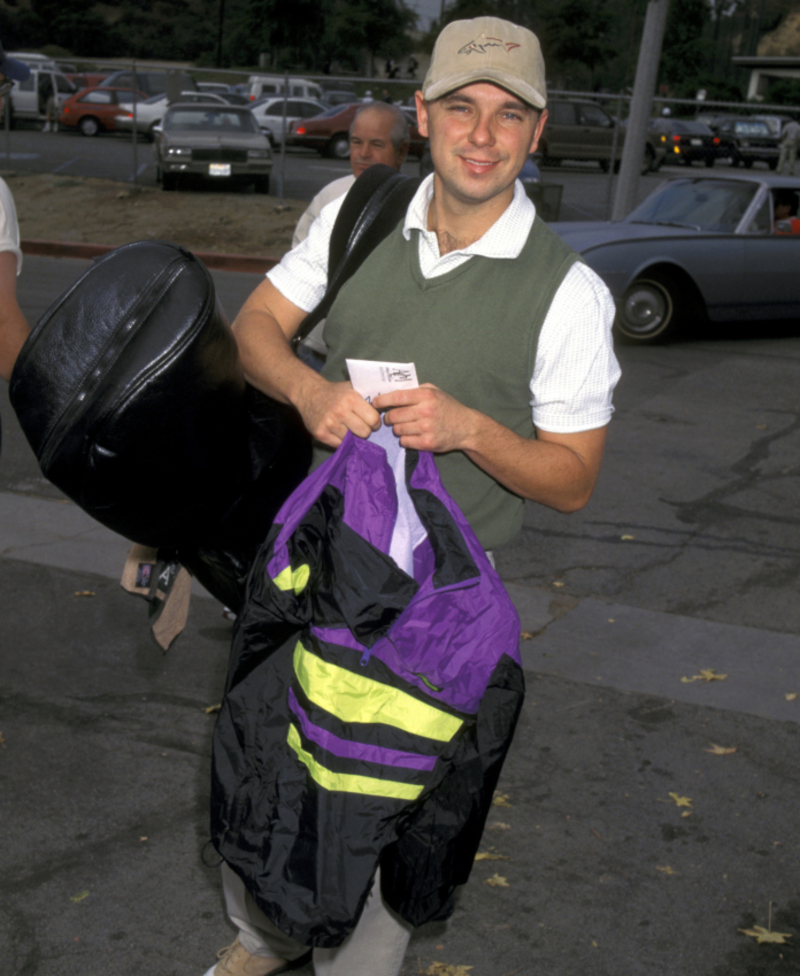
[286,102,425,159]
[60,86,147,136]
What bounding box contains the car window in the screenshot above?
[627,179,758,232]
[549,102,575,125]
[744,195,772,235]
[56,74,74,94]
[577,104,612,127]
[81,90,114,104]
[734,121,770,136]
[165,108,259,133]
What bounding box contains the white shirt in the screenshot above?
[268,175,620,434]
[0,177,23,275]
[292,174,356,249]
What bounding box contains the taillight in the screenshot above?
[672,134,681,142]
[713,137,720,144]
[296,126,306,135]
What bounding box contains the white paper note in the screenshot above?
[346,359,419,404]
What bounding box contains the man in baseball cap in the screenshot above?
[202,16,620,976]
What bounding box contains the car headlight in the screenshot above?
[166,147,192,157]
[247,149,270,159]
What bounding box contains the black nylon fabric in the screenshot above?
[210,456,525,947]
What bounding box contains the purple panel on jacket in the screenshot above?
[288,687,438,772]
[266,432,521,715]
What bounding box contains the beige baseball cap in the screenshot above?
[422,17,547,109]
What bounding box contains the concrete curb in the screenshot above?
[21,238,281,274]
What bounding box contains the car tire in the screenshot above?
[705,156,715,168]
[614,271,685,344]
[768,159,778,170]
[327,133,350,159]
[161,173,177,191]
[743,158,754,169]
[641,147,655,175]
[254,175,270,194]
[599,158,610,173]
[79,116,100,137]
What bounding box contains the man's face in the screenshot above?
[415,83,547,210]
[349,109,408,177]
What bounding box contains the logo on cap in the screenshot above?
[457,34,521,56]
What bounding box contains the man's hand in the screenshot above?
[297,379,382,448]
[372,383,477,453]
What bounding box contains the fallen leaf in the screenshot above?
[705,743,737,755]
[739,926,792,945]
[0,732,5,748]
[553,581,564,587]
[422,964,474,976]
[139,836,148,842]
[621,534,635,540]
[492,793,513,808]
[681,669,727,683]
[520,631,534,640]
[656,865,676,875]
[70,891,90,903]
[756,424,767,430]
[786,693,797,702]
[73,591,96,598]
[474,851,509,861]
[204,704,221,714]
[486,874,510,887]
[488,822,511,830]
[669,792,692,808]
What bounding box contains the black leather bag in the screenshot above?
[10,166,420,610]
[9,240,255,549]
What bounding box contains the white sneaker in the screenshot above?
[42,123,51,132]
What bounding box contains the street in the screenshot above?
[1,256,799,975]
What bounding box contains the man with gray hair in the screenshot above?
[291,102,410,247]
[205,15,620,976]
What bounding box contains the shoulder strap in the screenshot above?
[294,165,420,343]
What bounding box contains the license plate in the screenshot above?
[690,138,702,146]
[209,163,231,177]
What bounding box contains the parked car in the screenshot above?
[99,69,197,97]
[5,66,75,126]
[65,72,109,91]
[60,86,147,136]
[246,74,323,102]
[648,118,721,167]
[536,98,665,174]
[286,102,426,159]
[249,96,326,145]
[116,91,229,139]
[715,117,779,169]
[551,173,800,343]
[153,103,273,193]
[217,92,250,106]
[321,90,360,108]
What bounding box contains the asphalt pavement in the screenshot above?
[2,256,799,976]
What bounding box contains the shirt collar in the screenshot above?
[402,173,536,259]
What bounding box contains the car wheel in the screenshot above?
[614,273,683,344]
[599,158,610,173]
[161,172,177,191]
[641,147,655,175]
[78,116,100,137]
[705,155,715,168]
[254,175,270,194]
[768,159,778,170]
[743,158,754,169]
[327,133,350,159]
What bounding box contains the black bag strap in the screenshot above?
[294,164,420,344]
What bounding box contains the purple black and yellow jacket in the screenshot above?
[210,425,525,947]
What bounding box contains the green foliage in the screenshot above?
[766,78,800,106]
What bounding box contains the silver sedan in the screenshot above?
[552,173,800,343]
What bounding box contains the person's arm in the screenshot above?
[232,277,380,447]
[0,250,29,382]
[372,384,606,512]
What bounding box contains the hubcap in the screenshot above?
[620,281,671,337]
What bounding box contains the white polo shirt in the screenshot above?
[269,175,621,434]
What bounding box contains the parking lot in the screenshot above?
[0,120,751,219]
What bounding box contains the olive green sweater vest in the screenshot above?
[317,216,579,550]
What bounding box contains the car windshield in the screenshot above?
[672,121,712,135]
[625,179,759,233]
[165,108,259,133]
[143,93,166,105]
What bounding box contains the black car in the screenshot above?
[714,117,779,169]
[649,118,721,167]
